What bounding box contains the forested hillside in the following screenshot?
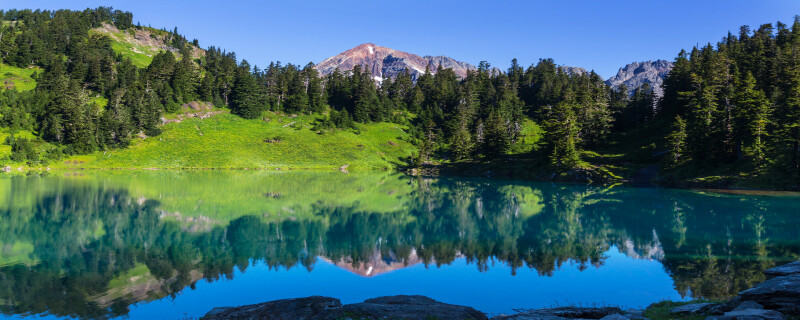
[658,20,800,188]
[0,7,798,188]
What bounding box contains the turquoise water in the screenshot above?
[0,171,798,319]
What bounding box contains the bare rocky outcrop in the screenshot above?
[315,43,477,82]
[203,295,486,320]
[494,306,625,320]
[735,274,800,314]
[93,23,205,59]
[670,303,716,315]
[605,60,673,98]
[342,295,488,320]
[559,66,588,76]
[203,296,343,320]
[764,262,800,277]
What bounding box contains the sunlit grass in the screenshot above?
[0,63,40,91]
[62,111,416,170]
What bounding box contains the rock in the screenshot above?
[203,296,343,320]
[341,295,487,320]
[493,306,624,320]
[1,166,10,173]
[671,303,717,315]
[600,315,630,320]
[622,309,647,320]
[732,301,764,311]
[764,262,800,277]
[605,60,673,98]
[339,164,349,173]
[559,66,588,76]
[738,273,800,314]
[205,307,233,317]
[315,43,479,83]
[706,309,785,320]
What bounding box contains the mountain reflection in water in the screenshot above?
[0,171,798,319]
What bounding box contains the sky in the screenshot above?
[2,0,800,78]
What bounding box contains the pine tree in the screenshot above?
[734,72,771,165]
[229,61,263,119]
[543,103,580,169]
[666,115,688,166]
[481,111,511,158]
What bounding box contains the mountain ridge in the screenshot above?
[316,43,673,95]
[315,43,478,81]
[605,60,674,97]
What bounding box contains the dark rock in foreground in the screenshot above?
[203,296,343,320]
[737,273,800,314]
[764,262,800,277]
[707,309,785,320]
[342,295,487,320]
[670,303,715,315]
[203,295,486,320]
[493,306,624,320]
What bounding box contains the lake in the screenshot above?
[1,171,798,319]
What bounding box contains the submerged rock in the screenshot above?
[764,262,800,277]
[342,295,487,320]
[202,296,343,320]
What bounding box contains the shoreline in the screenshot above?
[3,164,800,194]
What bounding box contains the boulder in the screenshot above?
[671,303,716,315]
[341,295,487,320]
[706,309,785,320]
[622,309,647,320]
[493,306,624,320]
[600,315,630,320]
[738,274,800,314]
[202,296,343,320]
[732,301,764,311]
[764,262,800,277]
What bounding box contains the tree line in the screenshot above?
[3,7,800,185]
[661,18,800,184]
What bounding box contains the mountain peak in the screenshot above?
[606,60,674,97]
[315,43,476,82]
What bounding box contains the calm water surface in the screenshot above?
[0,171,798,319]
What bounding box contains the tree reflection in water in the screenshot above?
[0,172,798,318]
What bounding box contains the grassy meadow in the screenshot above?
[58,110,416,170]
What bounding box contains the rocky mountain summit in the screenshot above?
[315,43,477,82]
[559,66,589,76]
[605,60,674,97]
[202,261,800,320]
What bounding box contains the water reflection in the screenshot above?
[0,172,798,319]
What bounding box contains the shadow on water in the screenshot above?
[0,171,799,319]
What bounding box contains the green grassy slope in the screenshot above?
[60,110,416,170]
[0,63,40,91]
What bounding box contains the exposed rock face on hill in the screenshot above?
[92,23,205,60]
[605,60,673,97]
[315,43,477,82]
[559,66,588,76]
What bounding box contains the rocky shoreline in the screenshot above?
[202,262,800,320]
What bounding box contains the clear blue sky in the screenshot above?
[3,0,800,78]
